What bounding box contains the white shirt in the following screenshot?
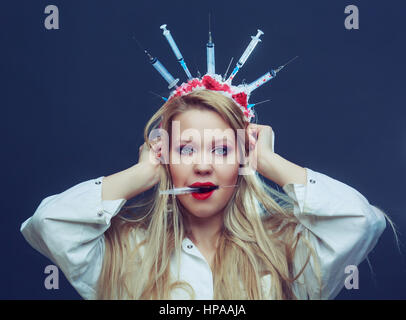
[20,168,386,300]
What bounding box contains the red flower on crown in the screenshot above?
[201,75,231,93]
[231,92,248,108]
[162,75,253,124]
[169,75,249,111]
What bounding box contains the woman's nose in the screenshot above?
[192,152,214,174]
[193,162,213,175]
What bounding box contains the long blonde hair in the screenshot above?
[96,90,322,299]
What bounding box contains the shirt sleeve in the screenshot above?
[20,176,127,300]
[283,168,386,300]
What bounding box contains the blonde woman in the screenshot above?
[20,90,387,299]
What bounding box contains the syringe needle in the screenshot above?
[276,55,299,73]
[149,91,168,102]
[132,36,156,65]
[283,55,299,67]
[253,99,271,106]
[208,12,212,42]
[132,35,146,51]
[223,57,234,81]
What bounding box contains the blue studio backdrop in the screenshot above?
[1,0,405,299]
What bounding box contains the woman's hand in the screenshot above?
[102,138,166,201]
[136,138,165,188]
[245,123,307,187]
[246,123,275,177]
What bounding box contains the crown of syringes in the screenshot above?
[139,17,298,123]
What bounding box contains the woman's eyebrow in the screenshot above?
[179,137,233,144]
[211,138,233,145]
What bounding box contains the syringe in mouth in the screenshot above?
[159,185,237,196]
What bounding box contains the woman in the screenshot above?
[20,89,387,300]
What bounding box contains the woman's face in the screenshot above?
[169,108,240,220]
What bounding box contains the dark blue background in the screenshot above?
[1,0,405,299]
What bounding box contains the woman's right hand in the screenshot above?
[135,139,165,189]
[102,139,167,201]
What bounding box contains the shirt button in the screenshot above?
[97,211,104,217]
[95,181,101,185]
[310,179,316,184]
[187,244,193,249]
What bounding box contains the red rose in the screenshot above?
[202,75,220,90]
[232,92,248,107]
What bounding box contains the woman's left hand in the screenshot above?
[245,123,307,187]
[246,123,275,176]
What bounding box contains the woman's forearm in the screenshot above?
[260,152,307,187]
[102,163,156,200]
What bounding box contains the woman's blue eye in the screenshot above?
[179,145,194,155]
[178,145,228,156]
[214,146,228,156]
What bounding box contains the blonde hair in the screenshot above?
[96,90,326,299]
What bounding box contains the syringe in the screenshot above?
[159,184,238,196]
[160,24,193,80]
[133,35,180,89]
[245,56,298,93]
[144,49,180,90]
[206,13,215,75]
[226,29,264,83]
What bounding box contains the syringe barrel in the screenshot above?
[159,187,200,195]
[163,31,183,61]
[246,70,276,93]
[206,43,215,75]
[238,38,261,66]
[152,59,178,87]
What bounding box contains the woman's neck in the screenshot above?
[185,212,224,251]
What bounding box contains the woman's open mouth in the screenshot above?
[188,182,217,200]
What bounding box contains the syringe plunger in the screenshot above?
[160,24,193,80]
[227,29,264,83]
[238,29,264,66]
[160,24,182,60]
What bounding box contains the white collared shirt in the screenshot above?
[20,168,386,299]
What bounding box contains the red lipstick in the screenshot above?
[189,182,217,200]
[189,182,216,188]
